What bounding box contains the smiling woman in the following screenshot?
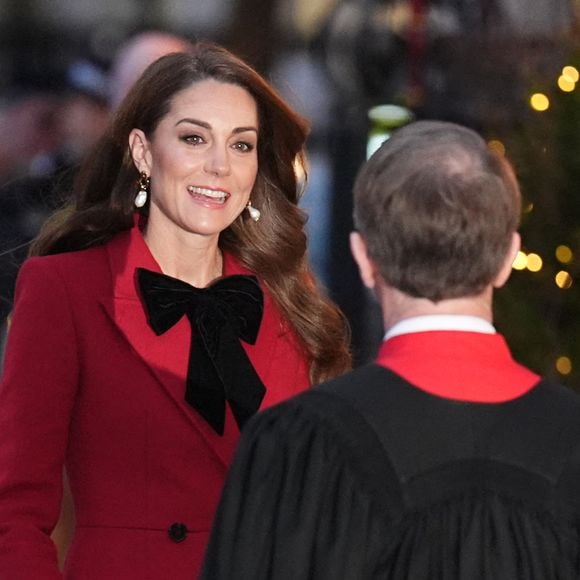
[128,79,260,271]
[0,44,351,580]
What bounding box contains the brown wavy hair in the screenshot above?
[30,43,351,383]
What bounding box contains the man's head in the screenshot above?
[352,120,521,302]
[108,31,193,109]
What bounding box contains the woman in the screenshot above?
[0,43,351,579]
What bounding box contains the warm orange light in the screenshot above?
[526,253,543,272]
[487,139,506,156]
[512,251,528,270]
[556,356,572,375]
[530,93,550,111]
[558,75,575,92]
[555,270,573,289]
[555,245,573,264]
[562,65,579,82]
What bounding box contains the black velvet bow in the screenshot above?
[136,268,266,435]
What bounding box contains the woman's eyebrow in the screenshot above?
[175,118,258,134]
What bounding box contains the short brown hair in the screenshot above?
[353,120,521,301]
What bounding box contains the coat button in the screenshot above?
[168,522,188,543]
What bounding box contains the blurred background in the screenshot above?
[2,0,580,390]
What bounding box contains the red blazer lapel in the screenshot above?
[100,223,240,467]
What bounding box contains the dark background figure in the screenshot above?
[107,31,194,109]
[0,30,191,328]
[0,60,109,325]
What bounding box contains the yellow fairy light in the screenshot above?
[556,356,572,375]
[487,140,506,156]
[555,270,573,289]
[555,245,573,264]
[526,253,543,272]
[558,75,575,92]
[562,65,579,82]
[530,93,550,111]
[512,251,528,270]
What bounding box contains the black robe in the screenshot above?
[201,365,580,579]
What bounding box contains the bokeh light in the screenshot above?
[487,140,506,156]
[530,93,550,111]
[555,270,573,289]
[556,356,572,375]
[512,251,528,270]
[562,65,579,82]
[526,253,543,272]
[522,201,534,214]
[558,75,575,92]
[555,245,573,264]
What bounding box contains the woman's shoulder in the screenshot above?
[23,244,108,274]
[18,243,112,295]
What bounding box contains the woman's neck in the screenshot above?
[142,223,223,288]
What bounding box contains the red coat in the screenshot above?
[0,223,310,579]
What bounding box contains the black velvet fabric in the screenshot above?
[137,268,265,435]
[202,365,580,579]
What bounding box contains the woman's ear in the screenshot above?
[493,232,521,289]
[350,231,377,290]
[128,129,152,174]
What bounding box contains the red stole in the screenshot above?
[375,331,540,402]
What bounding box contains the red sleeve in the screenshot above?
[0,257,80,579]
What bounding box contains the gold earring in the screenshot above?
[246,200,261,222]
[134,172,149,208]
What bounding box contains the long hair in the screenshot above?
[31,43,351,383]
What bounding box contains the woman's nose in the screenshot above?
[203,144,231,176]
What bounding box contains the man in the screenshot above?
[108,30,193,108]
[201,121,580,579]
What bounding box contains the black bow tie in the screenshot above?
[136,268,266,435]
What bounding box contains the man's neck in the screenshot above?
[379,284,494,335]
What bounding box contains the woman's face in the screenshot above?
[130,78,259,242]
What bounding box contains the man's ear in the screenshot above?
[350,231,377,289]
[128,129,152,174]
[493,232,521,288]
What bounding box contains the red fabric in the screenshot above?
[0,223,310,579]
[375,331,540,402]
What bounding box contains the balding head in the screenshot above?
[353,120,521,302]
[109,31,193,108]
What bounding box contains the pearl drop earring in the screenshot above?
[246,201,261,222]
[134,172,150,208]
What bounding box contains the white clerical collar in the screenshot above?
[384,315,496,341]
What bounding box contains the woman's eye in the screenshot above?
[233,141,255,153]
[182,134,204,145]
